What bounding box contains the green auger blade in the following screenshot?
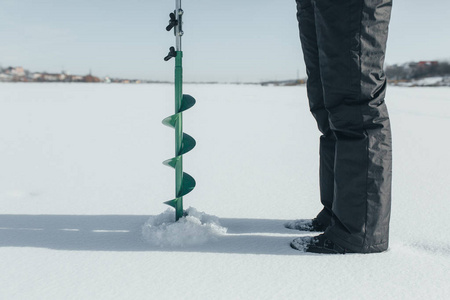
[163,199,178,209]
[177,172,196,198]
[179,133,196,156]
[179,94,196,112]
[162,95,196,128]
[163,172,196,209]
[162,114,177,128]
[162,156,180,169]
[162,132,196,167]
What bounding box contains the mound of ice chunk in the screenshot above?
[142,207,227,247]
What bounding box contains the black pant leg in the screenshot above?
[314,0,393,253]
[296,0,334,225]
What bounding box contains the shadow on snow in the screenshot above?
[0,215,309,256]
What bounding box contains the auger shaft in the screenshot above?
[174,0,183,220]
[174,52,183,220]
[163,0,196,222]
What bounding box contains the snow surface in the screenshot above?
[1,83,450,299]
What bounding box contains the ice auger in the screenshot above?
[162,0,196,221]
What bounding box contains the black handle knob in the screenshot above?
[166,13,178,31]
[164,47,177,61]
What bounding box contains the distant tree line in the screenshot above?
[385,61,450,81]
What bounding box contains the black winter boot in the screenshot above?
[290,234,355,254]
[284,218,329,232]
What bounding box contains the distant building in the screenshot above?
[0,65,147,84]
[70,75,84,82]
[4,66,25,77]
[42,73,60,82]
[32,73,42,80]
[417,61,439,67]
[0,73,12,81]
[83,74,101,83]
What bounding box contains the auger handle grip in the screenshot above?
[164,47,177,61]
[166,13,178,31]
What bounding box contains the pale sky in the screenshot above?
[1,0,449,82]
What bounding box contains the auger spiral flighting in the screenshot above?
[163,0,196,221]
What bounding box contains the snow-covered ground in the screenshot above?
[1,83,449,299]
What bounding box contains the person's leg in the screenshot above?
[296,0,334,226]
[314,0,393,253]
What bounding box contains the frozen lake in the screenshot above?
[1,83,449,299]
